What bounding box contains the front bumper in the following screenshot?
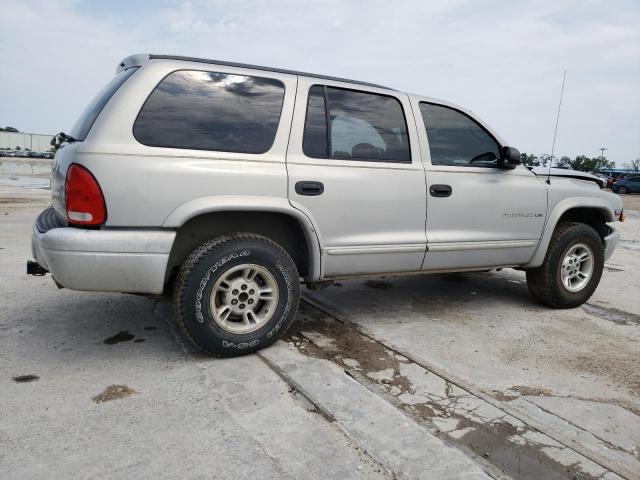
[31,211,176,294]
[603,226,620,262]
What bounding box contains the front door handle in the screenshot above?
[429,184,452,197]
[295,181,324,196]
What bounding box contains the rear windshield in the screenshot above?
[70,67,139,141]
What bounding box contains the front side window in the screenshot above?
[303,86,411,162]
[134,70,285,154]
[420,103,500,167]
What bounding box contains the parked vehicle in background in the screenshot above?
[592,173,614,188]
[28,54,624,357]
[612,175,640,194]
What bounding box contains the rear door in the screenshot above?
[286,78,427,278]
[412,99,547,270]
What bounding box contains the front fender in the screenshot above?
[525,196,617,268]
[162,195,323,280]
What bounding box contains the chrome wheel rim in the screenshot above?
[560,243,594,292]
[210,264,279,334]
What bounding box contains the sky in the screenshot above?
[0,0,638,165]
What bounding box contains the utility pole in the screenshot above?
[599,147,608,159]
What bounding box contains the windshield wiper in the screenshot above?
[50,132,77,150]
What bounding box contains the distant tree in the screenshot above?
[568,155,613,172]
[538,153,554,167]
[0,126,19,132]
[520,153,541,167]
[15,146,21,150]
[624,158,640,173]
[555,156,571,168]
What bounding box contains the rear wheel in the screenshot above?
[174,234,300,356]
[526,222,604,308]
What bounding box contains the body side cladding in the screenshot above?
[524,198,615,269]
[162,196,323,281]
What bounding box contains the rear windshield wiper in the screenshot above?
[50,132,77,150]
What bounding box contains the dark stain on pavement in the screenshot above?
[104,331,135,344]
[364,280,393,290]
[583,303,640,325]
[12,374,40,383]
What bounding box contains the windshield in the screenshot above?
[70,67,139,141]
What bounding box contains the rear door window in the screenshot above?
[133,70,285,154]
[303,86,411,163]
[70,67,139,141]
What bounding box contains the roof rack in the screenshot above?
[149,54,392,90]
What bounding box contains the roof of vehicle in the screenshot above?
[117,54,393,90]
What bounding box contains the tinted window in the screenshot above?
[302,86,328,158]
[134,70,285,154]
[303,86,411,162]
[70,67,139,141]
[420,103,500,167]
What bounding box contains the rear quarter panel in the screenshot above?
[65,60,297,227]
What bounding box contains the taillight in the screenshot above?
[65,164,106,225]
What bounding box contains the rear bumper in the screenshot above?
[603,226,620,262]
[31,219,175,294]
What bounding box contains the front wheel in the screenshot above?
[174,234,300,357]
[618,186,628,194]
[526,222,604,308]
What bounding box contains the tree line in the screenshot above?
[520,153,640,173]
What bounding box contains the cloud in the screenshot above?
[0,0,638,163]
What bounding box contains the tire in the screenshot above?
[174,234,300,357]
[526,222,604,308]
[618,186,628,194]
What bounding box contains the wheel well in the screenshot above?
[165,211,311,284]
[557,208,608,242]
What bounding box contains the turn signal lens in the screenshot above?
[65,164,107,225]
[620,210,625,222]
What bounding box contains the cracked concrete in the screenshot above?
[1,205,390,479]
[285,302,626,479]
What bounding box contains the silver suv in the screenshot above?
[29,54,624,356]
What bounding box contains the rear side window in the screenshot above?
[303,86,411,163]
[70,67,139,141]
[419,103,500,168]
[134,70,285,154]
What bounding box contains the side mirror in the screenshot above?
[500,146,522,169]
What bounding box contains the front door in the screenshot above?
[287,78,427,278]
[412,99,547,271]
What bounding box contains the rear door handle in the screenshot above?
[295,181,324,196]
[429,184,452,197]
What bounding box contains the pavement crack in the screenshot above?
[521,397,633,455]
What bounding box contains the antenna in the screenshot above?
[548,70,567,184]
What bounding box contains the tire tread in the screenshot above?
[173,233,298,356]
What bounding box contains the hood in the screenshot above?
[530,167,604,188]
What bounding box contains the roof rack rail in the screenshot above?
[148,54,393,90]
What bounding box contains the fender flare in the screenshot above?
[525,197,616,268]
[162,195,323,280]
